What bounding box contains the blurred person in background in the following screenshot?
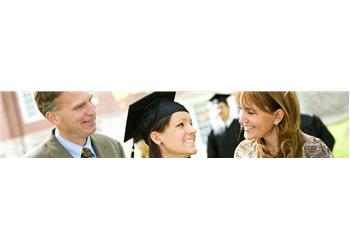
[300,114,335,151]
[234,91,333,158]
[207,94,241,158]
[124,92,197,158]
[24,91,125,158]
[297,91,348,157]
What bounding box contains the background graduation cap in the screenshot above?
[209,93,231,104]
[124,92,188,157]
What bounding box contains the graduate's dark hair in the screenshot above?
[147,115,172,158]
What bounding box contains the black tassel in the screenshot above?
[131,141,135,158]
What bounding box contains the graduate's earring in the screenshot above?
[150,131,163,146]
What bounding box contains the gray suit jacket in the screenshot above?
[24,129,125,158]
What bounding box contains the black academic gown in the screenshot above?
[300,114,335,151]
[207,119,242,158]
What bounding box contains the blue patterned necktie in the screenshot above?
[81,148,93,158]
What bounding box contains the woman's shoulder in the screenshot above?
[234,139,258,158]
[302,133,333,158]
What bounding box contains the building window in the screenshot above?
[16,92,43,123]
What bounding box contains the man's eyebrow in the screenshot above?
[72,95,92,109]
[72,101,85,109]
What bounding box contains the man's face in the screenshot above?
[216,102,230,122]
[51,92,96,145]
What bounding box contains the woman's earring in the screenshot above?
[275,124,280,134]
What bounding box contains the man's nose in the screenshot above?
[86,102,96,115]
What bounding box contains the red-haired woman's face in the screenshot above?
[238,101,277,141]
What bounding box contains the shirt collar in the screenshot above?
[218,115,234,127]
[54,129,96,158]
[224,116,234,127]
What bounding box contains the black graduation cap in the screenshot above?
[133,132,144,144]
[124,92,188,145]
[209,94,231,104]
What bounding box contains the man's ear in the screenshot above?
[45,111,59,126]
[150,131,163,146]
[274,109,285,125]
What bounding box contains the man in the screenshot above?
[300,113,335,151]
[207,94,241,158]
[25,92,125,158]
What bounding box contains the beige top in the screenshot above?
[234,133,333,158]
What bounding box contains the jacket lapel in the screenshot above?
[46,129,73,158]
[91,134,110,158]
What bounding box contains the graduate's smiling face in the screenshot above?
[151,111,197,158]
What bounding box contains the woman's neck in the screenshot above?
[263,129,279,155]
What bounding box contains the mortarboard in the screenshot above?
[209,94,231,104]
[124,92,188,145]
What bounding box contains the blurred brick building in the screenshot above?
[0,92,148,157]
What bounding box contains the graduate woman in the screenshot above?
[124,92,197,158]
[234,91,333,158]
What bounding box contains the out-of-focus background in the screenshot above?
[0,91,348,158]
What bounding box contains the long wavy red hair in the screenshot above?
[236,91,305,158]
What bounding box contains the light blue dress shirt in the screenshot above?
[54,129,97,158]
